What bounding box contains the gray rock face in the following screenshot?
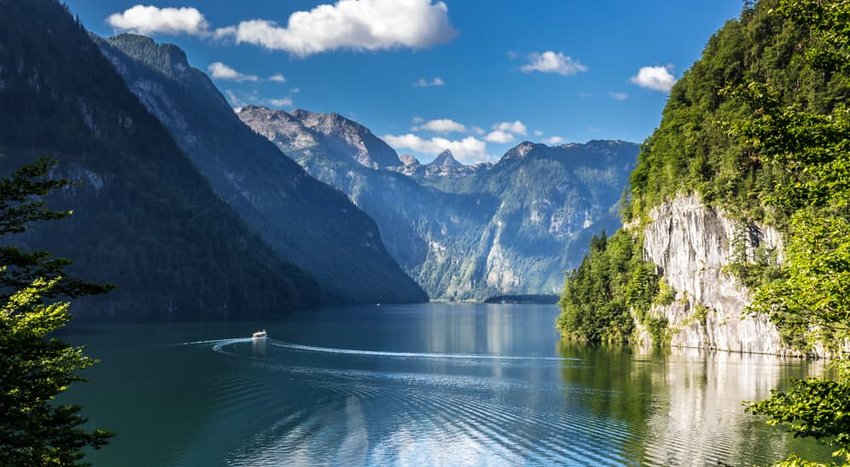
[395,149,492,179]
[241,106,403,170]
[635,194,796,355]
[240,104,639,300]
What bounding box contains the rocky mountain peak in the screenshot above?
[240,107,402,169]
[500,141,543,162]
[428,149,463,168]
[399,154,421,167]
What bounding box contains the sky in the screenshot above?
[66,0,742,163]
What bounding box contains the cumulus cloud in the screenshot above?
[609,91,628,101]
[413,118,466,133]
[485,130,515,144]
[631,66,676,92]
[533,130,544,137]
[107,5,209,36]
[492,120,527,136]
[269,73,286,83]
[207,62,259,82]
[215,0,457,57]
[267,97,294,108]
[382,134,488,163]
[544,136,565,145]
[521,51,587,76]
[413,77,445,87]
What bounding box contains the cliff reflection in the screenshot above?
[558,342,830,465]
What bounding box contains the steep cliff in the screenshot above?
[559,0,850,357]
[633,195,789,354]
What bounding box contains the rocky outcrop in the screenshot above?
[634,194,794,355]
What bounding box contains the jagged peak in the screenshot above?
[428,149,463,168]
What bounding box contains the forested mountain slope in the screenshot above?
[0,0,320,320]
[96,34,427,305]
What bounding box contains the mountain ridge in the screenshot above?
[0,0,321,320]
[239,105,639,300]
[97,33,428,305]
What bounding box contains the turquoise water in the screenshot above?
[64,303,830,466]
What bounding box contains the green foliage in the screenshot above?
[621,0,850,463]
[693,303,711,327]
[724,221,784,289]
[557,231,665,344]
[0,159,112,465]
[562,1,850,462]
[750,210,850,351]
[624,0,850,224]
[748,361,850,465]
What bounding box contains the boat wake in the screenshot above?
[183,337,577,362]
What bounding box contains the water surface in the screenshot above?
[65,303,829,465]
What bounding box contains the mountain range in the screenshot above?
[96,33,426,306]
[239,106,638,300]
[0,0,637,318]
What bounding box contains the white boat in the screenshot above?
[252,330,268,339]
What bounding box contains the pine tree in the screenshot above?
[0,158,112,466]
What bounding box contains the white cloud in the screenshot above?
[267,97,294,108]
[492,120,527,136]
[631,66,676,92]
[533,130,544,137]
[544,136,565,145]
[609,91,628,101]
[413,77,445,87]
[290,87,301,93]
[471,126,485,135]
[269,73,286,83]
[216,0,457,57]
[521,51,587,76]
[414,118,466,133]
[107,5,209,36]
[208,62,259,82]
[485,130,515,144]
[223,89,292,109]
[382,134,488,163]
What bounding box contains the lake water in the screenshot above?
[64,303,830,466]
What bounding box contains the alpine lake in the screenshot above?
[63,303,832,466]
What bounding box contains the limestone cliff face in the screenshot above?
[634,195,795,355]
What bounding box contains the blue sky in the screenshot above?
[67,0,742,163]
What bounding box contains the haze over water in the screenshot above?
[65,304,829,466]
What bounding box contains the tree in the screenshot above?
[730,1,850,464]
[0,158,112,466]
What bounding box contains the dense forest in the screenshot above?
[557,0,850,463]
[0,0,320,320]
